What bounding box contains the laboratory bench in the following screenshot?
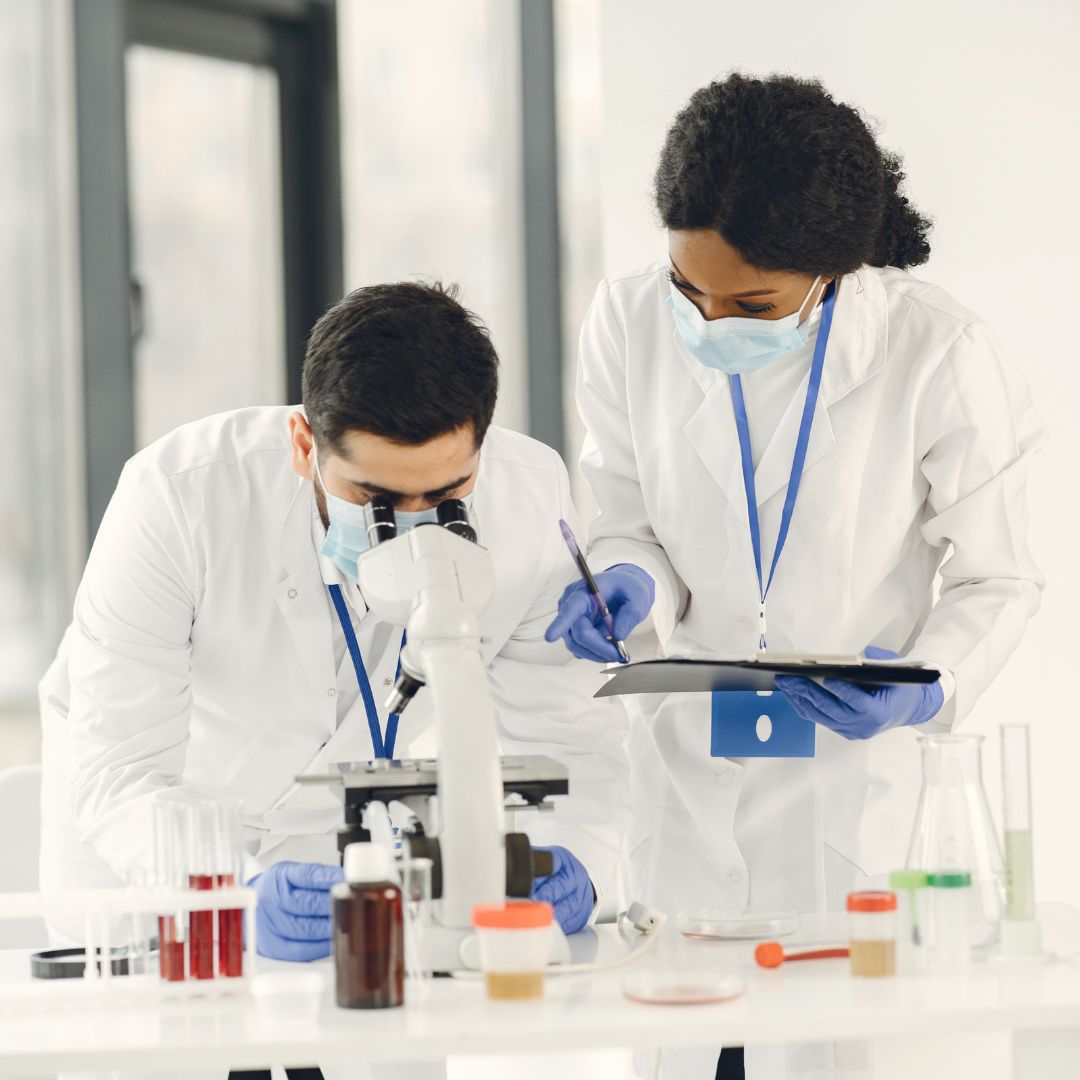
[1,904,1079,1078]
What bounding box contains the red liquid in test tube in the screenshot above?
[188,873,215,979]
[153,802,188,983]
[158,914,185,981]
[217,873,244,977]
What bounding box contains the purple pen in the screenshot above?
[558,519,631,663]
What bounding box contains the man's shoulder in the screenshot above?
[481,425,564,478]
[136,405,295,480]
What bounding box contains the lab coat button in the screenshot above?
[718,767,736,785]
[383,678,392,687]
[287,588,298,599]
[327,688,337,698]
[727,866,744,881]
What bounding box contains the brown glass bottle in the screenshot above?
[333,843,404,1009]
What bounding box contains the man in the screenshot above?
[40,282,629,962]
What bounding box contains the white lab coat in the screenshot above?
[39,409,630,945]
[576,262,1044,1080]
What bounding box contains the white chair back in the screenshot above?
[0,765,47,947]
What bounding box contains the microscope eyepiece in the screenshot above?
[364,496,397,546]
[436,498,477,543]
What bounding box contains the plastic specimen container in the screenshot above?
[677,908,800,941]
[928,871,973,972]
[472,900,553,1001]
[847,891,897,977]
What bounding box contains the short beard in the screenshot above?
[312,473,331,530]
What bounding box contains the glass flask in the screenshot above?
[905,734,1004,947]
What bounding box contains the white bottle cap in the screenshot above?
[343,842,394,884]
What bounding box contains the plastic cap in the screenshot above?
[343,842,394,884]
[928,871,972,889]
[889,869,930,890]
[472,901,553,930]
[847,890,897,913]
[755,942,785,969]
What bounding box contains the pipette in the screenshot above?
[755,942,849,969]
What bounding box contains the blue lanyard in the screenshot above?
[729,283,836,652]
[327,584,405,759]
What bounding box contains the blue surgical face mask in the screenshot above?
[313,450,475,581]
[667,275,822,375]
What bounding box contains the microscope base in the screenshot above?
[424,921,572,974]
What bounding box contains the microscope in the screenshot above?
[297,497,572,971]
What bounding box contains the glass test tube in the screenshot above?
[215,801,244,978]
[126,866,154,976]
[1001,724,1036,922]
[187,803,217,980]
[153,801,187,982]
[402,856,433,996]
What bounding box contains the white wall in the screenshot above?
[597,0,1080,904]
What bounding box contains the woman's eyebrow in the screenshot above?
[670,259,780,299]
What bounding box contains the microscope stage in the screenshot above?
[297,754,569,807]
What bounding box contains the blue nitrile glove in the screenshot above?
[249,861,344,962]
[530,845,595,935]
[544,563,655,664]
[775,646,944,742]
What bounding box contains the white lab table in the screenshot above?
[2,904,1079,1078]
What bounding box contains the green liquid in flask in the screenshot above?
[1005,829,1035,922]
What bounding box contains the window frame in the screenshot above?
[72,0,343,539]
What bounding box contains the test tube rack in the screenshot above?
[0,884,258,1006]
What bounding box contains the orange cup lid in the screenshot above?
[847,890,897,913]
[472,900,554,929]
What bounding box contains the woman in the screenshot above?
[546,74,1044,1078]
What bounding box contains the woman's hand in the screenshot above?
[775,647,944,740]
[544,564,655,663]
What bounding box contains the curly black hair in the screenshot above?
[654,73,932,275]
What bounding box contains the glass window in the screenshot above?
[555,0,602,516]
[125,45,286,448]
[0,0,81,713]
[337,0,527,434]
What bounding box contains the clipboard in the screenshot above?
[594,656,941,698]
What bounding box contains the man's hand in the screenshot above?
[530,846,595,934]
[249,860,344,961]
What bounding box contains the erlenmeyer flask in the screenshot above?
[905,734,1004,947]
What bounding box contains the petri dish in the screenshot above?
[677,908,800,941]
[623,972,744,1006]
